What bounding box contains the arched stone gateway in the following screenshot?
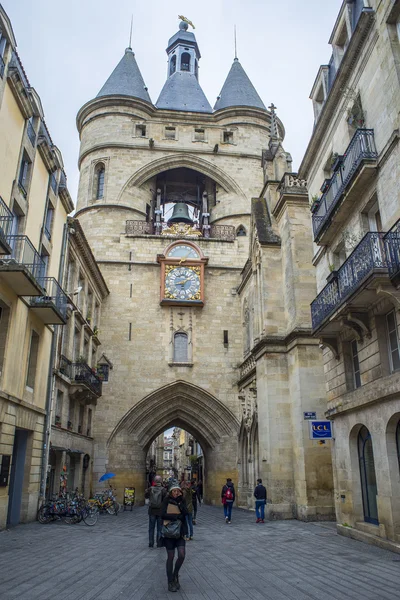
[107,381,240,505]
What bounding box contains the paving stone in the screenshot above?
[1,506,400,600]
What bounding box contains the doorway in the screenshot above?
[7,428,29,526]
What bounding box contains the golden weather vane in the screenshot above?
[178,15,195,29]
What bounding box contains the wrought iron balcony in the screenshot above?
[29,277,68,324]
[0,198,13,254]
[311,232,388,332]
[312,130,378,242]
[27,120,36,146]
[0,235,45,295]
[58,355,102,399]
[384,219,400,287]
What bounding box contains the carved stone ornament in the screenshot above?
[162,223,202,237]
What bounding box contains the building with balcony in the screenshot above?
[300,0,400,551]
[49,217,109,498]
[0,5,73,528]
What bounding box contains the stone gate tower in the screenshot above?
[74,19,334,517]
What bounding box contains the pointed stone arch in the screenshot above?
[106,381,240,504]
[119,153,246,200]
[108,380,240,451]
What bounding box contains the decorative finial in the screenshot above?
[268,103,279,140]
[128,15,133,49]
[178,15,195,29]
[234,25,238,60]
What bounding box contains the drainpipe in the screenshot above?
[39,222,69,504]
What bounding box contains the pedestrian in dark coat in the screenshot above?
[161,480,189,592]
[254,478,267,523]
[144,475,167,547]
[221,478,235,523]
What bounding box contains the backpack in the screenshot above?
[150,486,163,509]
[225,486,233,501]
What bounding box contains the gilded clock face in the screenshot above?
[165,266,201,300]
[167,244,199,259]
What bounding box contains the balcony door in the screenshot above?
[358,426,379,524]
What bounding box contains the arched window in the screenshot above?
[96,165,105,200]
[358,426,379,524]
[170,55,176,76]
[237,225,246,237]
[181,52,191,72]
[174,332,188,362]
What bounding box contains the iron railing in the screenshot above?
[2,235,45,281]
[0,54,5,78]
[311,232,387,330]
[71,362,102,397]
[312,130,378,240]
[0,197,13,241]
[58,355,102,397]
[30,277,68,319]
[27,120,36,146]
[384,219,400,281]
[126,220,236,241]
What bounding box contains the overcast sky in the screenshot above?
[4,0,342,203]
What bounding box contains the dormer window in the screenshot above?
[181,52,191,72]
[170,55,176,76]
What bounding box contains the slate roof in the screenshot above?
[156,71,212,113]
[214,59,266,111]
[251,198,281,246]
[167,30,200,58]
[97,48,152,104]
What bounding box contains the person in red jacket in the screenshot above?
[221,478,235,523]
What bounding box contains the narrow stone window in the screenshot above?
[165,126,176,140]
[135,124,147,137]
[174,332,188,362]
[181,52,191,72]
[26,330,40,390]
[386,310,400,372]
[351,339,361,389]
[170,55,176,76]
[236,225,246,237]
[95,163,105,200]
[18,151,31,197]
[55,390,63,426]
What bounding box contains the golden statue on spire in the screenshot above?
[178,15,195,29]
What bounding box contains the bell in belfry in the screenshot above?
[169,202,193,224]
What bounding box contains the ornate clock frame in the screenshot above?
[157,241,208,307]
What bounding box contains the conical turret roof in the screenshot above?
[214,58,266,111]
[156,72,212,113]
[97,48,152,104]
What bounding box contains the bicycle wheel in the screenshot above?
[37,506,52,524]
[83,505,99,526]
[106,501,118,515]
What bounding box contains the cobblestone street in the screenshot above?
[1,506,400,600]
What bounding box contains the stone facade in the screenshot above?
[74,22,334,519]
[300,0,400,549]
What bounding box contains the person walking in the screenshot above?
[196,480,203,503]
[161,479,188,593]
[181,481,194,540]
[191,480,198,525]
[221,478,235,523]
[145,475,167,547]
[254,478,267,523]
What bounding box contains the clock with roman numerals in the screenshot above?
[157,242,207,306]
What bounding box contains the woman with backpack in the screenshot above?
[145,475,167,547]
[221,478,235,524]
[161,479,189,592]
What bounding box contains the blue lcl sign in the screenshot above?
[309,420,333,440]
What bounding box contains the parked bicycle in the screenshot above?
[37,493,98,526]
